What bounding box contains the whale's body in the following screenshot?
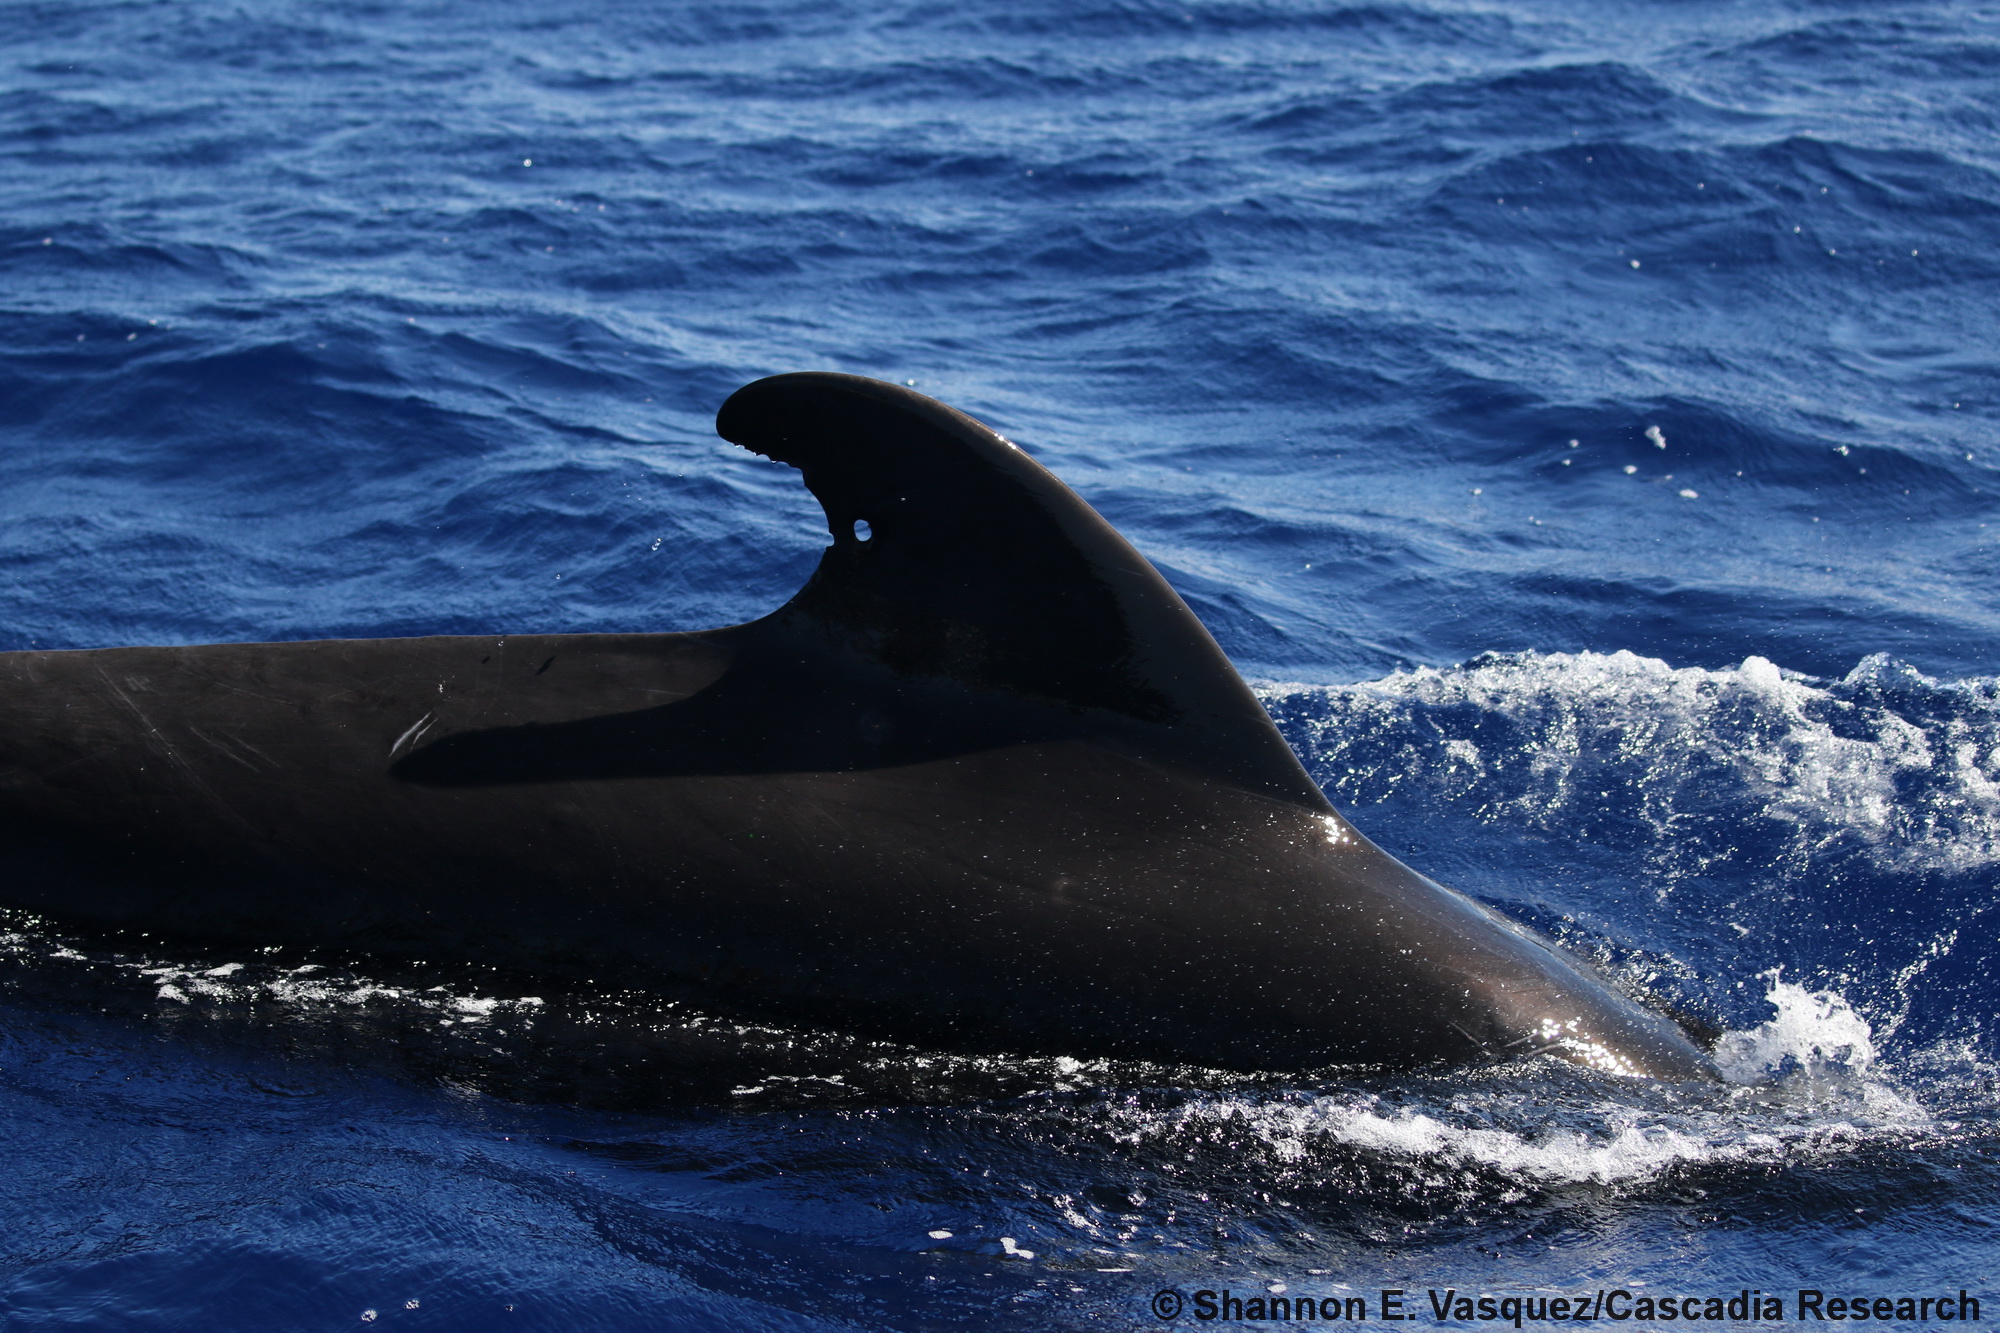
[0,374,1714,1078]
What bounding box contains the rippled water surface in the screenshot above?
[2,0,1998,1328]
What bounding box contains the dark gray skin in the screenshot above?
[0,373,1717,1078]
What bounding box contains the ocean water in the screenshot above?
[2,0,1997,1327]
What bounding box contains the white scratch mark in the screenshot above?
[390,710,438,758]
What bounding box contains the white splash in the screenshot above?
[1714,977,1879,1084]
[1259,651,2000,879]
[1086,971,1937,1193]
[114,955,543,1023]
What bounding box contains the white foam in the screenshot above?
[98,952,538,1022]
[1086,973,1939,1191]
[1101,1091,1755,1192]
[1259,650,2000,878]
[1715,977,1877,1084]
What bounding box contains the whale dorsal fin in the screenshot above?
[716,372,1327,808]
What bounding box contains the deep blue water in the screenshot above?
[3,0,1999,1327]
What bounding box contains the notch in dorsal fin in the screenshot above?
[716,372,1328,808]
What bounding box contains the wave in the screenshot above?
[1266,651,2000,879]
[1263,651,2000,1055]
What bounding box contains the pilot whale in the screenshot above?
[0,373,1714,1078]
